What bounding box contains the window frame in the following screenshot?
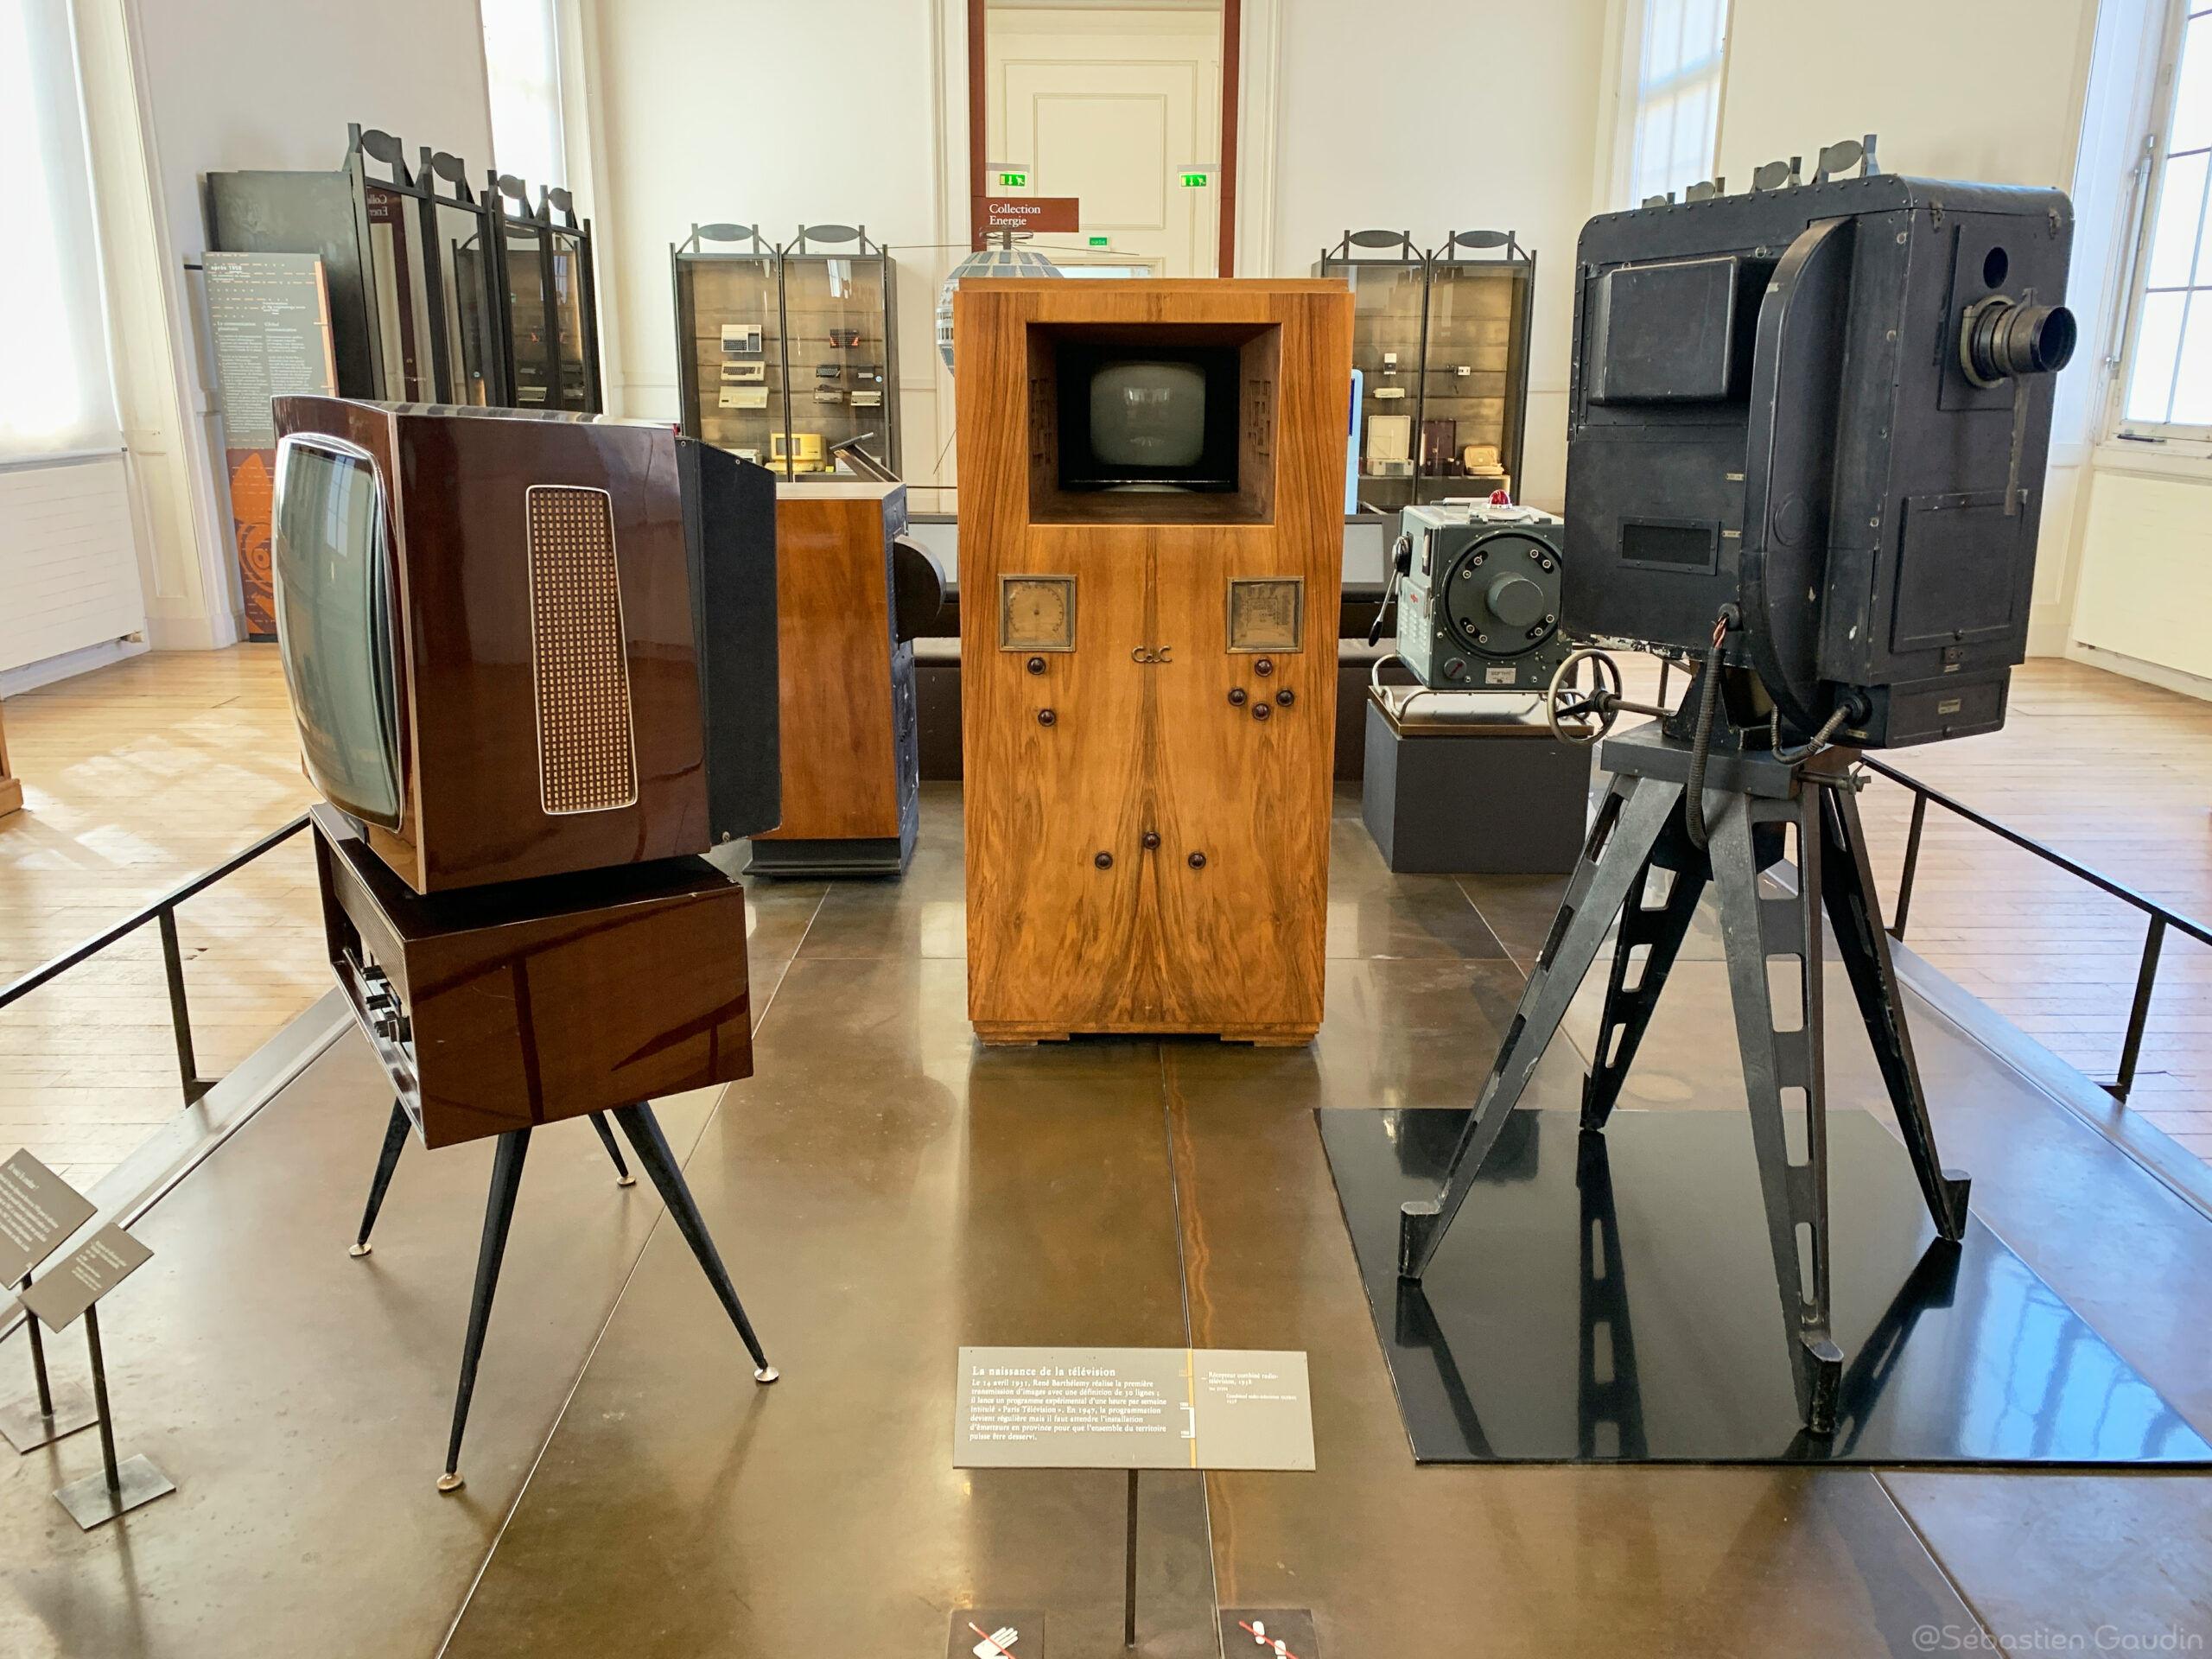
[1622,0,1734,212]
[2113,0,2212,445]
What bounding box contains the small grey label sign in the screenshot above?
[0,1151,97,1286]
[955,1346,1313,1471]
[19,1224,152,1332]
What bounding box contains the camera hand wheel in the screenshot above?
[1546,650,1626,747]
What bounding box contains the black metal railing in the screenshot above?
[0,815,313,1106]
[1866,757,2209,1105]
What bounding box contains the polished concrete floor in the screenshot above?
[2,785,2209,1657]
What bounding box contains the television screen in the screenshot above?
[1055,341,1238,491]
[1089,361,1207,468]
[271,435,403,828]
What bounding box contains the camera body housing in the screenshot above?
[1564,175,2074,747]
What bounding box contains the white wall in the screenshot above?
[117,0,496,652]
[582,0,950,480]
[1264,0,1612,512]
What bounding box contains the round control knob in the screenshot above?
[1252,702,1272,721]
[1188,852,1207,869]
[1228,687,1248,706]
[1095,851,1114,869]
[1141,831,1160,851]
[1254,658,1274,677]
[1027,656,1046,676]
[1037,708,1056,727]
[1444,658,1466,679]
[1485,571,1548,629]
[1275,688,1294,708]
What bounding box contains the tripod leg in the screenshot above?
[1581,816,1711,1130]
[351,1097,412,1258]
[610,1103,778,1382]
[1712,786,1842,1434]
[1399,772,1682,1280]
[1818,779,1972,1240]
[440,1126,531,1492]
[588,1112,637,1186]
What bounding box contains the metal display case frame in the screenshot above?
[1317,229,1535,512]
[488,175,605,413]
[672,224,901,481]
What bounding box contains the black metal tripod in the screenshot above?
[1397,721,1971,1433]
[349,1100,778,1491]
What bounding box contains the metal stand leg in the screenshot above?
[1,1276,98,1453]
[1123,1467,1140,1649]
[23,1279,52,1419]
[352,1097,412,1258]
[51,1306,174,1528]
[588,1112,637,1186]
[1712,786,1842,1434]
[1399,773,1683,1279]
[1816,775,1972,1239]
[440,1127,531,1492]
[1581,814,1711,1130]
[609,1104,777,1381]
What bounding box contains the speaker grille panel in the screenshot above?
[525,486,637,815]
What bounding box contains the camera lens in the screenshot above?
[1964,299,2076,384]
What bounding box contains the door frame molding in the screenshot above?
[964,0,1249,276]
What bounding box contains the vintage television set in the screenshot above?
[270,397,781,896]
[1054,344,1243,493]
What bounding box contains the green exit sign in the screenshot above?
[1179,171,1210,188]
[1088,235,1109,246]
[997,170,1027,188]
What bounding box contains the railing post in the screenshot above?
[1889,792,1928,941]
[2110,914,2166,1104]
[156,907,207,1106]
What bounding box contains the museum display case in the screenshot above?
[1315,229,1535,510]
[672,225,900,480]
[490,178,602,411]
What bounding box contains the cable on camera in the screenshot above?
[1681,607,1736,851]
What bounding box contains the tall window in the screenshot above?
[2124,3,2212,433]
[1629,0,1732,207]
[0,0,119,460]
[480,0,565,192]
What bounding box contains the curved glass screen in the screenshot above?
[271,436,403,828]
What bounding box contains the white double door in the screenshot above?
[985,7,1222,278]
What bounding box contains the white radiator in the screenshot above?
[0,453,147,675]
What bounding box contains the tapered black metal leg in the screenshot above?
[351,1098,412,1258]
[1581,816,1711,1130]
[1713,786,1841,1434]
[610,1103,776,1380]
[588,1112,636,1185]
[1399,772,1682,1280]
[441,1127,531,1491]
[1817,775,1972,1240]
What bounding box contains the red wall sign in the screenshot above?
[973,196,1081,238]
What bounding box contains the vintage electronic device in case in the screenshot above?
[828,328,861,348]
[1566,171,2075,747]
[1365,413,1412,473]
[851,391,882,408]
[771,430,828,472]
[722,361,766,383]
[721,322,763,355]
[721,386,770,409]
[815,389,845,404]
[816,363,842,379]
[852,365,884,385]
[1390,503,1567,690]
[270,397,782,894]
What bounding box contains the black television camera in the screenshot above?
[1562,162,2075,749]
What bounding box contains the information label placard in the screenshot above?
[0,1151,96,1287]
[954,1346,1313,1471]
[19,1225,152,1333]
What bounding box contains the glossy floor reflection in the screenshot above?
[1322,1108,2212,1464]
[1,785,2209,1656]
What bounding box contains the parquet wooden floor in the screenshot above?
[3,647,2205,1190]
[0,646,323,1187]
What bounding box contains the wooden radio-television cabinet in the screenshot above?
[955,278,1353,1044]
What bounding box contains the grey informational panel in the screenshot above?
[204,251,339,450]
[0,1151,96,1287]
[18,1226,152,1333]
[954,1346,1314,1471]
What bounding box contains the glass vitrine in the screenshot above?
[1315,229,1535,511]
[672,225,901,480]
[492,181,605,413]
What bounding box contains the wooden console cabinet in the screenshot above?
[956,279,1353,1044]
[0,700,19,817]
[746,483,926,877]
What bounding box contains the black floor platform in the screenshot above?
[1320,1107,2212,1465]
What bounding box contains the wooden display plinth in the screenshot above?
[0,699,20,817]
[312,805,754,1147]
[747,483,921,878]
[955,278,1353,1044]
